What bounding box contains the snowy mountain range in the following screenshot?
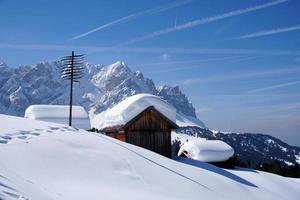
[0,60,299,166]
[0,61,196,119]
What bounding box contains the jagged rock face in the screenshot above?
[0,62,69,115]
[0,61,197,119]
[90,61,158,113]
[9,87,29,113]
[157,85,196,118]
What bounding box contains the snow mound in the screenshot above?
[92,94,176,130]
[0,114,300,200]
[24,105,90,130]
[177,138,234,162]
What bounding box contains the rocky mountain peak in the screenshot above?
[0,60,199,122]
[157,85,196,118]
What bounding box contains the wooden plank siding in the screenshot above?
[106,132,126,142]
[126,131,171,157]
[102,106,178,158]
[124,107,176,158]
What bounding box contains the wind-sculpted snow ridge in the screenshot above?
[0,114,300,200]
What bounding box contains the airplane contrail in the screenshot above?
[237,24,300,39]
[177,67,300,86]
[1,44,300,56]
[246,80,300,93]
[119,0,288,46]
[70,0,192,41]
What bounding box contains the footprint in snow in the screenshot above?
[0,140,8,144]
[19,131,32,136]
[1,136,12,140]
[113,157,146,184]
[30,133,40,136]
[17,136,27,140]
[49,127,60,131]
[25,180,34,184]
[62,126,78,132]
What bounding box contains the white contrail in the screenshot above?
[69,0,192,41]
[237,24,300,39]
[174,67,300,86]
[119,0,288,46]
[1,44,300,56]
[246,80,300,93]
[141,56,261,75]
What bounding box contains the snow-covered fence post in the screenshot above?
[60,51,85,126]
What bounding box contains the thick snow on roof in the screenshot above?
[0,114,299,200]
[25,105,90,129]
[175,133,234,162]
[25,105,88,119]
[92,94,177,130]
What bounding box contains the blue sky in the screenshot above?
[0,0,300,145]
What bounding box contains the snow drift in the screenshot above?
[0,114,299,200]
[92,93,177,130]
[24,105,91,130]
[177,138,234,162]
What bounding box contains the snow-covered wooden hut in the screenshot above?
[24,105,91,130]
[92,94,178,158]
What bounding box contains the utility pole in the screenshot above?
[61,51,84,126]
[69,51,74,126]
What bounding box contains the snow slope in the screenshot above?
[0,114,299,200]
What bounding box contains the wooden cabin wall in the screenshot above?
[126,130,171,157]
[106,132,126,142]
[126,109,173,131]
[125,109,172,157]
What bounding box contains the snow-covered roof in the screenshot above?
[92,94,177,130]
[25,105,89,119]
[24,105,90,129]
[177,137,234,162]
